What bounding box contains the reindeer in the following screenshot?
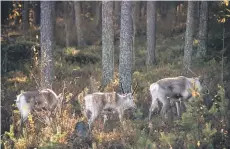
[148,76,203,120]
[15,88,60,129]
[84,84,138,131]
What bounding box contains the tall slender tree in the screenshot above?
[183,1,195,72]
[40,1,54,89]
[194,2,200,35]
[132,1,139,67]
[64,2,70,47]
[32,1,40,26]
[74,1,84,46]
[102,1,114,87]
[146,1,157,65]
[52,2,56,46]
[119,1,133,93]
[22,1,29,32]
[114,1,121,27]
[95,1,102,30]
[196,1,208,58]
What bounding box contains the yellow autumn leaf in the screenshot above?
[223,0,229,6]
[218,17,226,23]
[193,39,199,46]
[221,18,226,23]
[197,141,201,147]
[15,11,19,16]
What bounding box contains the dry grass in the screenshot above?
[1,27,227,148]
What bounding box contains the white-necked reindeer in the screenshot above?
[16,88,60,128]
[148,76,203,120]
[84,84,138,131]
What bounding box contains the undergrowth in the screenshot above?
[1,34,230,149]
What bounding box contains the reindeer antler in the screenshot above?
[132,82,138,95]
[120,83,125,94]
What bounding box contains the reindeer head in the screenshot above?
[117,93,136,110]
[118,82,138,110]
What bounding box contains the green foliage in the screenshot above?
[158,85,229,149]
[133,130,156,149]
[159,132,176,148]
[1,40,39,74]
[63,46,101,65]
[2,23,230,149]
[209,85,227,115]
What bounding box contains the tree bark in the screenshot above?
[74,1,84,46]
[114,1,121,26]
[95,1,102,29]
[119,1,133,93]
[196,1,208,58]
[134,1,140,27]
[132,2,137,67]
[140,1,146,20]
[102,1,114,87]
[64,2,70,47]
[22,1,29,32]
[52,2,56,47]
[33,1,40,26]
[146,1,157,65]
[40,1,54,89]
[194,1,200,36]
[183,1,195,72]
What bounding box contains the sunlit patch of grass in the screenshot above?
[14,138,27,149]
[7,76,27,83]
[7,31,21,37]
[93,130,123,143]
[91,119,137,148]
[64,47,80,56]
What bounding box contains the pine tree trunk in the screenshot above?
[64,2,70,47]
[196,1,208,58]
[114,1,121,40]
[135,1,140,27]
[132,2,137,67]
[119,1,133,93]
[74,1,84,46]
[146,1,157,65]
[140,2,146,20]
[194,2,200,37]
[52,2,56,47]
[183,1,195,72]
[102,1,114,87]
[40,1,54,89]
[114,1,121,26]
[22,1,29,32]
[95,2,101,30]
[33,1,40,26]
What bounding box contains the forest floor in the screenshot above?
[1,28,230,149]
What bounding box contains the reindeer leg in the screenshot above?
[103,114,108,131]
[88,112,98,132]
[118,110,124,127]
[149,97,159,121]
[88,115,96,132]
[148,108,153,121]
[175,102,180,117]
[160,96,170,117]
[19,116,24,135]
